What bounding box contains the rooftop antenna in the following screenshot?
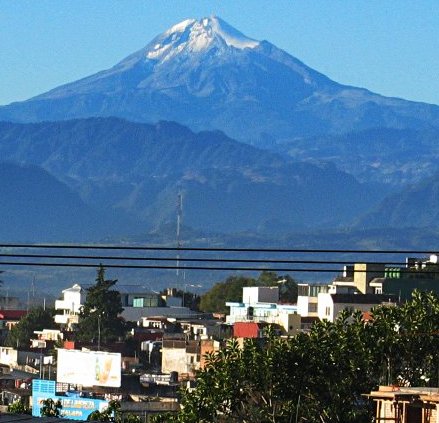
[176,192,183,277]
[32,275,36,299]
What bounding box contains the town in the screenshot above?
[0,253,438,422]
[2,4,439,423]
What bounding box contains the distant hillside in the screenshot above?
[0,118,383,237]
[275,127,439,187]
[355,171,439,229]
[0,162,138,242]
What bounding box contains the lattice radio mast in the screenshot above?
[176,192,183,276]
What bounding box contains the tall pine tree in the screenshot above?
[77,265,124,345]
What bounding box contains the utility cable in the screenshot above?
[1,261,439,274]
[0,243,436,254]
[0,253,412,266]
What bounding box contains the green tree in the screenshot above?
[87,400,140,423]
[77,265,124,344]
[7,400,30,414]
[5,306,57,348]
[199,272,298,313]
[199,275,255,313]
[257,271,298,303]
[153,291,439,422]
[369,290,439,386]
[40,398,62,417]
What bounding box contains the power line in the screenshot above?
[1,261,439,275]
[0,253,411,266]
[1,244,437,274]
[0,243,436,254]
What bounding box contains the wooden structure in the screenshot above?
[367,386,439,422]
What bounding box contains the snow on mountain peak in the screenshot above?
[146,16,259,62]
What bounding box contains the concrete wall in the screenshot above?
[297,296,318,317]
[317,293,334,321]
[242,287,279,304]
[354,263,385,294]
[0,347,17,367]
[317,293,383,322]
[161,347,187,375]
[278,313,301,335]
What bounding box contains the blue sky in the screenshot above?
[1,0,439,106]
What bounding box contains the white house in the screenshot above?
[54,284,86,329]
[297,283,329,318]
[317,293,397,322]
[226,286,299,335]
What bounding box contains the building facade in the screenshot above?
[226,286,300,335]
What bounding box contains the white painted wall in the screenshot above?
[242,286,279,304]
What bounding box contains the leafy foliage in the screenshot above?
[154,291,439,422]
[199,272,298,313]
[7,400,30,414]
[5,306,57,348]
[40,398,62,417]
[87,400,140,423]
[77,265,124,343]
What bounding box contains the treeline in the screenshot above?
[154,290,439,422]
[199,271,298,314]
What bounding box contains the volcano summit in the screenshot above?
[2,17,438,146]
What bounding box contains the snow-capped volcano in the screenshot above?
[144,17,259,62]
[1,16,439,144]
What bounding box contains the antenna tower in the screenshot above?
[176,192,183,276]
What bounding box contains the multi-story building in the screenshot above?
[297,283,328,318]
[226,286,300,335]
[370,254,439,300]
[317,293,397,322]
[297,255,439,325]
[180,319,230,341]
[161,337,201,377]
[54,284,85,330]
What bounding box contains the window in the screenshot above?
[298,285,309,296]
[325,307,331,316]
[308,303,317,313]
[133,298,144,307]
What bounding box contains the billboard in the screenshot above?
[32,379,109,420]
[57,349,121,387]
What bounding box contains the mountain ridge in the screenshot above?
[1,17,438,146]
[0,161,139,242]
[0,117,383,236]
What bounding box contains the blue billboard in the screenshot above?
[32,379,109,420]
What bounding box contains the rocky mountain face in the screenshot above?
[1,17,438,243]
[274,127,439,187]
[1,17,438,148]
